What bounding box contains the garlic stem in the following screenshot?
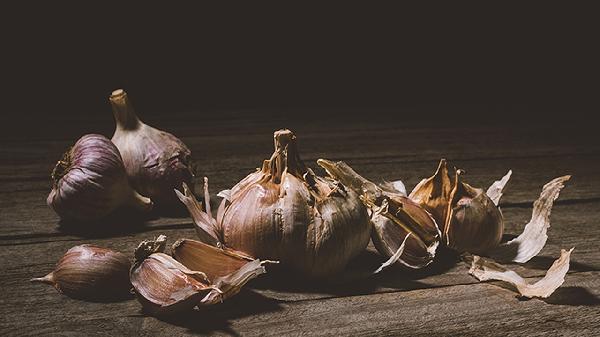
[110,89,141,130]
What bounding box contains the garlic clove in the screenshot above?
[489,175,571,263]
[444,170,504,254]
[110,89,194,209]
[130,235,220,315]
[31,245,131,301]
[317,158,441,269]
[468,248,573,298]
[172,238,267,302]
[47,134,153,221]
[409,159,453,230]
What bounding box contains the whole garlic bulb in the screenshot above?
[177,129,371,279]
[31,245,131,300]
[47,134,153,221]
[110,89,193,209]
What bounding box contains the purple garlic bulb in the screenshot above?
[47,134,153,221]
[109,89,194,209]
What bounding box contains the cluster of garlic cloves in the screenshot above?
[110,89,194,210]
[317,159,441,269]
[130,235,266,316]
[177,129,372,279]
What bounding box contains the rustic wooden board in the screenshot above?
[1,120,599,336]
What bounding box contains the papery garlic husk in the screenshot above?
[172,238,269,300]
[177,129,372,279]
[31,245,131,300]
[444,170,504,254]
[130,235,266,316]
[47,134,153,221]
[409,159,453,230]
[469,248,573,298]
[317,159,441,269]
[110,89,194,209]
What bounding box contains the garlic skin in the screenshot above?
[409,159,453,230]
[31,245,131,300]
[177,130,371,279]
[317,159,441,269]
[110,89,193,209]
[130,235,266,316]
[47,134,152,221]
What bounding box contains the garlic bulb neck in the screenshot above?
[264,129,307,183]
[110,89,141,131]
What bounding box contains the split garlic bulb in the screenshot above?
[31,245,131,300]
[110,89,193,209]
[47,134,153,221]
[177,129,371,279]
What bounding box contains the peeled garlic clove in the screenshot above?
[179,130,372,279]
[110,89,194,209]
[172,239,266,302]
[317,159,441,269]
[409,159,453,229]
[31,245,131,300]
[130,235,220,315]
[47,134,153,221]
[469,248,573,298]
[445,170,503,254]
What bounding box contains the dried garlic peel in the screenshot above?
[489,175,571,263]
[486,170,512,206]
[469,248,573,298]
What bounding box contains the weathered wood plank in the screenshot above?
[2,270,598,336]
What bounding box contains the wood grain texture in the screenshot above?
[1,119,599,336]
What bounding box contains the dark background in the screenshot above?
[1,3,597,140]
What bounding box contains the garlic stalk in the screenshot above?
[130,235,266,316]
[317,159,441,269]
[110,89,194,209]
[47,134,152,221]
[177,129,372,279]
[31,245,131,300]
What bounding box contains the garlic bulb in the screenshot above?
[110,89,193,208]
[177,129,372,279]
[317,159,441,269]
[130,235,265,316]
[47,134,153,221]
[31,245,131,300]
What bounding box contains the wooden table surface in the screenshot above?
[2,112,599,336]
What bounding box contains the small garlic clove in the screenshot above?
[130,235,221,316]
[468,248,573,298]
[317,158,441,269]
[444,170,504,254]
[409,159,453,230]
[31,245,131,301]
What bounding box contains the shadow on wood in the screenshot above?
[152,290,282,335]
[542,287,600,306]
[524,256,599,273]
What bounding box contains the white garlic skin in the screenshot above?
[110,89,193,208]
[221,170,371,279]
[47,134,152,221]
